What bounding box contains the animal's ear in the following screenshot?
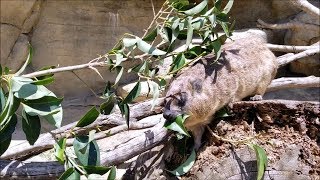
[189,79,203,93]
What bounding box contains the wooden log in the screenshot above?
[1,100,319,179]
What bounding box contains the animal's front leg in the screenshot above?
[190,125,205,150]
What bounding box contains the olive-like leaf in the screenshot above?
[107,166,116,180]
[170,53,186,72]
[54,138,66,164]
[183,0,208,15]
[186,18,193,48]
[0,88,5,111]
[59,168,77,180]
[123,38,137,47]
[100,95,116,115]
[136,38,166,55]
[75,107,99,127]
[0,136,11,156]
[222,0,234,14]
[168,150,196,176]
[15,43,33,75]
[32,76,55,85]
[150,81,160,110]
[21,110,41,145]
[0,114,17,146]
[164,115,190,137]
[248,144,268,180]
[118,102,130,128]
[142,28,158,42]
[83,166,111,175]
[115,53,124,67]
[122,81,141,104]
[73,136,100,166]
[114,66,123,85]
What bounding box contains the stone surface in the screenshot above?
[0,0,37,28]
[4,34,29,72]
[284,11,320,76]
[0,24,21,63]
[22,0,42,33]
[30,0,162,99]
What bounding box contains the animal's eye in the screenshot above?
[177,93,187,107]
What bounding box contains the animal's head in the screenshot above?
[162,92,188,121]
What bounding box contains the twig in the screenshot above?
[289,0,320,17]
[257,19,319,31]
[277,48,320,66]
[267,43,319,53]
[206,126,259,145]
[267,76,320,92]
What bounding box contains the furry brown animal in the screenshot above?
[163,36,278,149]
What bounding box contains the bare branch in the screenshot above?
[257,19,319,30]
[289,0,320,17]
[267,76,320,92]
[277,48,320,66]
[267,43,319,53]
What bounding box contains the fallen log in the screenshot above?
[1,100,319,179]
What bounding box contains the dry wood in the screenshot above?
[1,100,318,179]
[257,19,319,31]
[277,48,320,66]
[267,43,319,53]
[289,0,320,17]
[0,98,164,160]
[267,76,320,92]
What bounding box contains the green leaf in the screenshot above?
[183,0,208,15]
[114,66,123,85]
[32,76,55,85]
[248,144,268,180]
[122,81,141,104]
[208,14,217,27]
[123,38,137,47]
[75,107,99,127]
[170,53,186,72]
[118,102,130,128]
[83,166,111,175]
[191,17,207,30]
[107,166,116,180]
[130,61,148,73]
[164,115,190,137]
[74,136,100,166]
[217,13,229,22]
[54,138,66,164]
[15,43,33,75]
[150,81,159,110]
[11,77,52,100]
[215,107,230,118]
[36,65,56,80]
[186,18,193,48]
[142,27,158,42]
[0,136,11,156]
[100,95,116,115]
[22,96,63,116]
[222,0,234,14]
[115,53,124,67]
[210,39,222,61]
[59,168,77,180]
[0,88,6,111]
[0,114,17,155]
[21,110,41,145]
[168,149,196,176]
[136,38,166,56]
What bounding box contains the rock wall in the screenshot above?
[0,0,303,127]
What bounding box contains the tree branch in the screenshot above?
[267,43,319,53]
[277,48,320,66]
[267,76,320,92]
[257,19,319,31]
[289,0,320,17]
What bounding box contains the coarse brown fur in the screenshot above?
[163,36,278,149]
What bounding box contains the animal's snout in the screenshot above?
[163,110,180,121]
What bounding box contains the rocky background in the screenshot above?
[1,0,319,134]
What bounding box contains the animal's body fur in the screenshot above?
[163,36,278,148]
